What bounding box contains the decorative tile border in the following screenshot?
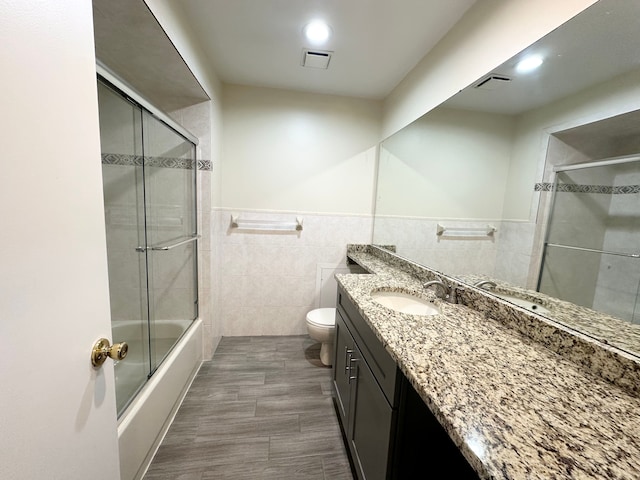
[535,182,640,194]
[102,153,143,167]
[198,160,212,171]
[102,153,212,171]
[613,184,640,194]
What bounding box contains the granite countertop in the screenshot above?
[338,250,640,480]
[458,273,640,357]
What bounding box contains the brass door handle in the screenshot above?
[91,338,128,367]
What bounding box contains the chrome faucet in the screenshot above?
[423,276,461,304]
[423,277,449,299]
[474,280,497,290]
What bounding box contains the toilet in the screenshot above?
[306,307,336,366]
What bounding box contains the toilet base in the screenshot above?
[306,307,336,367]
[319,341,333,366]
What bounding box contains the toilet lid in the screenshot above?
[307,308,336,327]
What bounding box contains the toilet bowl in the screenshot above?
[306,308,336,366]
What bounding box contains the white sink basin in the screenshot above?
[371,291,440,316]
[494,293,550,315]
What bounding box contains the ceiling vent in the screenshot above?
[301,49,332,69]
[474,74,511,90]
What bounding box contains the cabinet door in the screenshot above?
[349,344,394,480]
[333,310,355,427]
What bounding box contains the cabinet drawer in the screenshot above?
[338,287,400,407]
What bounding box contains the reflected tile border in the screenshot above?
[535,182,640,194]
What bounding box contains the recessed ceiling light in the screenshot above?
[515,55,543,74]
[303,20,331,45]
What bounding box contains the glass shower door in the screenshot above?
[142,111,198,372]
[538,159,640,323]
[98,81,151,415]
[98,75,199,416]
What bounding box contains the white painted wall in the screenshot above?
[217,85,380,335]
[221,84,381,215]
[377,107,513,219]
[0,1,120,478]
[382,0,598,138]
[374,67,640,228]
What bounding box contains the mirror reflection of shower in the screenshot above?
[538,156,640,324]
[98,74,199,416]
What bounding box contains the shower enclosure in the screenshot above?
[97,73,198,416]
[538,156,640,324]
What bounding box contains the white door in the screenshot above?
[0,2,121,479]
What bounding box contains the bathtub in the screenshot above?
[115,318,203,480]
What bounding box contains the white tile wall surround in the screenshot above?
[373,216,502,276]
[213,208,373,336]
[373,216,542,289]
[494,220,537,287]
[170,101,218,358]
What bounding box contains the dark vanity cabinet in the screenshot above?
[333,285,478,480]
[334,289,398,480]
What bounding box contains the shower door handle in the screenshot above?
[91,338,128,367]
[150,234,200,251]
[135,234,200,252]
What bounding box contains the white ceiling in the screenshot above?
[176,0,476,99]
[445,0,640,115]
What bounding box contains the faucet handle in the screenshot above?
[423,274,442,286]
[474,280,497,290]
[423,276,451,301]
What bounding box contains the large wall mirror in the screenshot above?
[373,0,640,358]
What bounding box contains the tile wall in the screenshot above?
[373,216,540,288]
[212,209,373,337]
[170,101,218,357]
[493,220,538,287]
[591,168,640,323]
[373,217,501,276]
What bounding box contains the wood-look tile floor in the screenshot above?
[143,335,354,480]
